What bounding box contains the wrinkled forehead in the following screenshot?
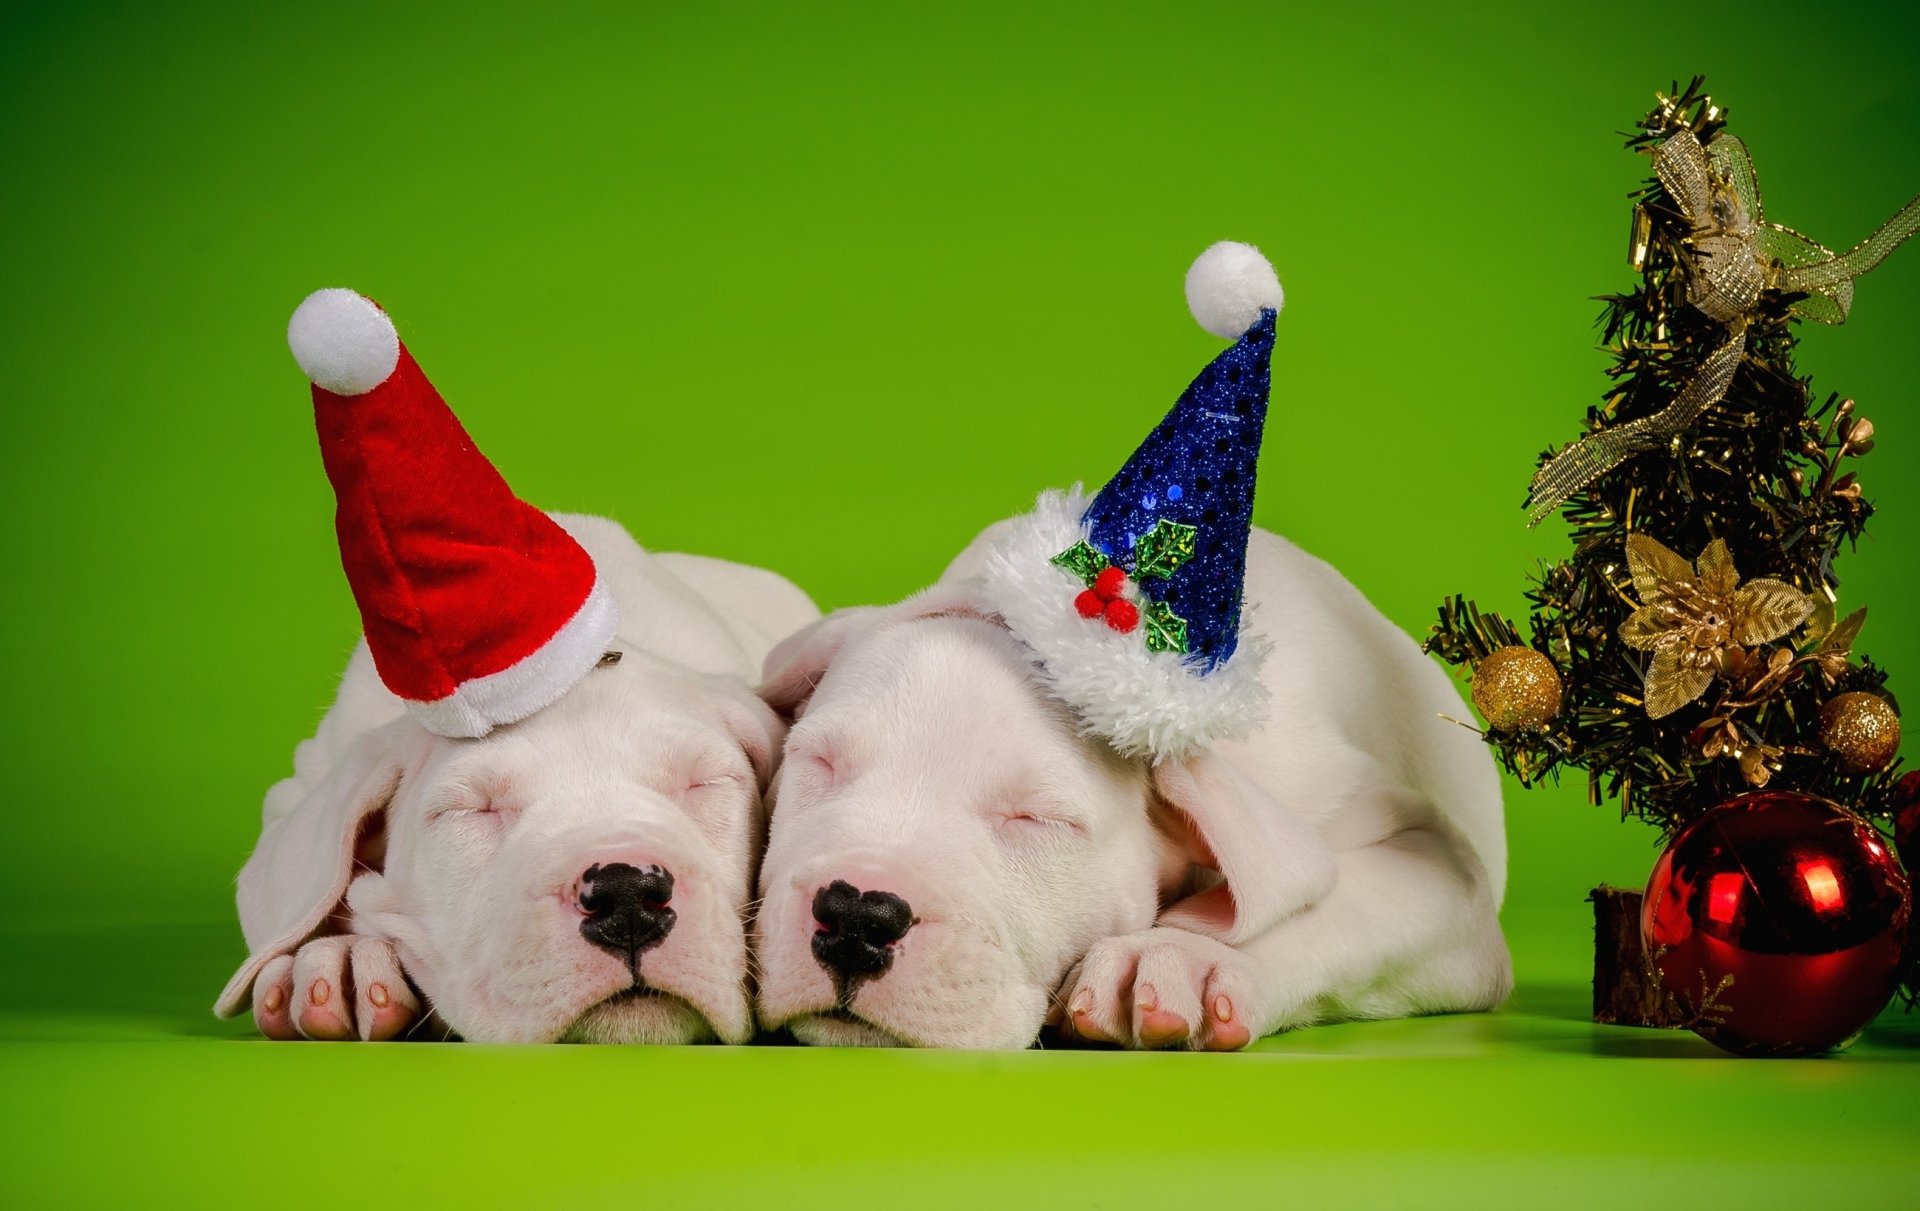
[804,615,1079,758]
[407,650,753,795]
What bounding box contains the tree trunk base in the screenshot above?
[1589,885,1684,1028]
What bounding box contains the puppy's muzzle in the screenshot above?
[811,881,914,989]
[578,862,677,963]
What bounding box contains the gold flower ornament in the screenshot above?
[1618,534,1816,719]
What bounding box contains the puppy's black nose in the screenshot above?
[811,880,914,984]
[579,863,676,962]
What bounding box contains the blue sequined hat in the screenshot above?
[1078,308,1273,671]
[977,242,1283,761]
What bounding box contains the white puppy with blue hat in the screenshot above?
[752,243,1512,1049]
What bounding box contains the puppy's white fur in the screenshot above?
[754,521,1511,1049]
[217,515,819,1043]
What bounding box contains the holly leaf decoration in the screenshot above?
[1142,599,1190,655]
[1051,540,1111,588]
[1132,520,1199,582]
[1808,606,1868,683]
[1817,606,1867,655]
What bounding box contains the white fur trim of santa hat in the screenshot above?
[403,576,618,739]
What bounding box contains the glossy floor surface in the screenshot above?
[4,907,1914,1209]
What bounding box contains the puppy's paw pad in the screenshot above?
[1135,1001,1193,1047]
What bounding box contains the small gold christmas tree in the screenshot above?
[1424,78,1919,1003]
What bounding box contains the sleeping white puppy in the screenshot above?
[752,531,1512,1049]
[751,244,1512,1050]
[215,514,817,1043]
[214,285,818,1043]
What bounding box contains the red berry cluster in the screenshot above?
[1074,565,1140,634]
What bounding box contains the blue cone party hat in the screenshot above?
[977,242,1283,761]
[1076,307,1273,671]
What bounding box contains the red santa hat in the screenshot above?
[286,288,618,739]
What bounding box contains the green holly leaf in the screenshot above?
[1132,520,1199,582]
[1051,540,1111,588]
[1142,600,1190,655]
[1815,606,1867,654]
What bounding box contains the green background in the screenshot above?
[3,1,1916,1205]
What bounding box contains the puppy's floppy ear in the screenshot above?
[213,721,424,1017]
[757,607,883,719]
[1149,749,1337,946]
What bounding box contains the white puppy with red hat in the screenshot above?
[215,289,816,1043]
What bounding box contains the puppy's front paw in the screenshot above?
[1058,927,1258,1051]
[252,936,422,1042]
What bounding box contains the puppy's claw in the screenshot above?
[1195,977,1254,1052]
[350,937,420,1042]
[289,938,353,1039]
[252,954,298,1040]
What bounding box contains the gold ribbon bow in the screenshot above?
[1525,130,1920,525]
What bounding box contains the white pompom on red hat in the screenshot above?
[288,288,617,738]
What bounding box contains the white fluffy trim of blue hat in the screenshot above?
[976,488,1270,763]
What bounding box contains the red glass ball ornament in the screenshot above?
[1074,589,1105,619]
[1640,790,1911,1057]
[1891,771,1920,866]
[1104,598,1140,634]
[1894,772,1920,994]
[1092,566,1129,601]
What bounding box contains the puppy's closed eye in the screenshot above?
[422,774,518,826]
[684,772,746,796]
[782,747,843,792]
[425,799,519,831]
[993,804,1088,837]
[678,752,753,804]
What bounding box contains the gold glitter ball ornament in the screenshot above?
[1818,692,1902,773]
[1471,647,1563,733]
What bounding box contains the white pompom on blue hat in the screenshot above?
[1185,240,1285,339]
[976,242,1284,761]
